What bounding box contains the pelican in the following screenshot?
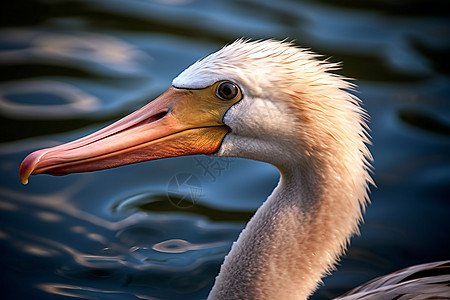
[19,40,449,299]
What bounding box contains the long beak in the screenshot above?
[19,86,237,184]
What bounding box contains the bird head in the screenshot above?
[20,39,367,184]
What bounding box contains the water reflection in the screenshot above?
[0,29,152,75]
[37,283,156,300]
[153,239,228,254]
[398,109,450,136]
[0,170,240,298]
[0,80,99,119]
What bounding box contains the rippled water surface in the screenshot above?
[1,0,449,299]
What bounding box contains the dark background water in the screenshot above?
[1,0,449,299]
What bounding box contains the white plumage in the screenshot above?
[20,39,449,299]
[174,40,373,299]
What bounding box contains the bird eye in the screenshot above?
[216,81,239,100]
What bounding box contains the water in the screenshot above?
[1,0,449,299]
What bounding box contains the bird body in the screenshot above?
[336,260,450,300]
[19,40,448,299]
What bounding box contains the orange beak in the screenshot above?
[19,84,241,184]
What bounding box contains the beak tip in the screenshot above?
[19,165,30,185]
[19,150,46,185]
[19,159,33,185]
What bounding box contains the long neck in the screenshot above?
[208,157,368,300]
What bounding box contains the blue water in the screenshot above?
[1,0,449,299]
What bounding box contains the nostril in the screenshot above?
[127,111,168,131]
[148,111,167,123]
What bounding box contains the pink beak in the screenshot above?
[19,87,230,184]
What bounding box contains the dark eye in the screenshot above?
[216,81,239,100]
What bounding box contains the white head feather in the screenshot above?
[174,39,373,299]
